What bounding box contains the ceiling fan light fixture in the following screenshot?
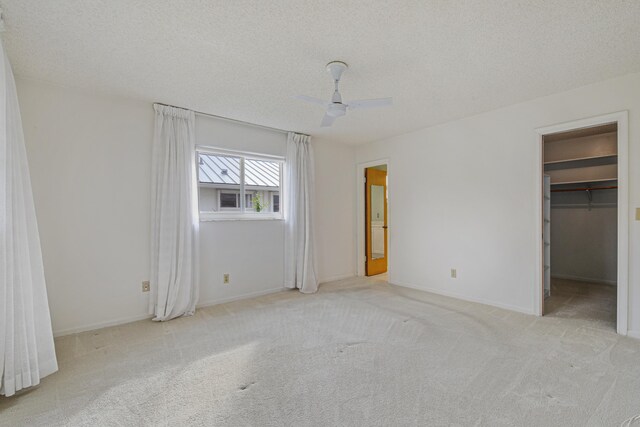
[327,103,347,117]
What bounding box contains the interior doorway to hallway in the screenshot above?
[365,165,388,276]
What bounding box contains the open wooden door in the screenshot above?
[365,168,388,276]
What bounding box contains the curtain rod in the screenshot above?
[154,102,310,137]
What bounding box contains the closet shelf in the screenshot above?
[552,203,617,208]
[550,178,617,186]
[544,154,617,165]
[551,185,617,193]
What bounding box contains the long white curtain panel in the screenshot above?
[149,104,199,321]
[284,132,318,293]
[0,37,58,396]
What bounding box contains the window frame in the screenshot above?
[197,146,284,221]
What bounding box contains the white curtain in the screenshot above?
[284,132,318,293]
[149,104,199,321]
[0,38,58,396]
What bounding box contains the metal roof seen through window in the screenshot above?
[198,154,279,187]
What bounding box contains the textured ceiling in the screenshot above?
[2,1,640,144]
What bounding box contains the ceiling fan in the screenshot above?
[294,61,392,127]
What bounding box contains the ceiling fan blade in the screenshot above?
[294,95,329,107]
[347,97,393,110]
[320,113,336,127]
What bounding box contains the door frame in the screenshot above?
[357,158,390,277]
[534,111,629,335]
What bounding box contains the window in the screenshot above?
[220,192,239,208]
[197,148,283,220]
[216,192,255,210]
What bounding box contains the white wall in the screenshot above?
[198,187,219,212]
[17,78,357,335]
[17,79,154,335]
[356,72,640,335]
[313,138,357,283]
[550,190,617,285]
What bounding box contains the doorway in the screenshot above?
[365,165,388,276]
[536,112,629,335]
[357,159,390,278]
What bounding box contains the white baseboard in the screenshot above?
[551,274,617,286]
[391,280,536,316]
[318,273,356,284]
[54,287,285,337]
[54,312,153,337]
[197,287,284,308]
[627,330,640,340]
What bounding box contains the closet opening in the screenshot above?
[541,122,619,330]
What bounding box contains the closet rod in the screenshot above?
[154,102,310,137]
[551,186,618,193]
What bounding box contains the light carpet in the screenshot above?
[545,278,617,330]
[1,275,640,426]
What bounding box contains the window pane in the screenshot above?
[244,159,280,213]
[273,194,280,212]
[198,153,241,212]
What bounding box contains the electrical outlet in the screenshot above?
[223,273,230,284]
[450,269,457,279]
[142,280,150,292]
